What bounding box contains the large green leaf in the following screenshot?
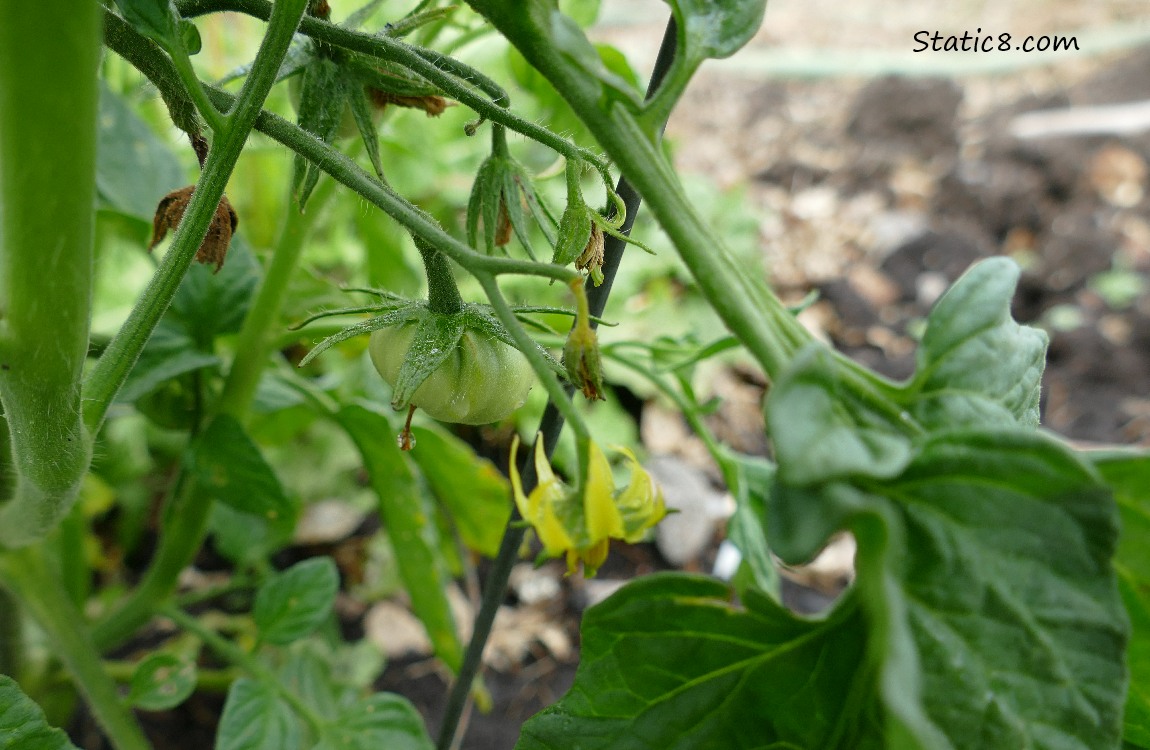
[522,259,1125,749]
[253,557,340,646]
[0,676,80,750]
[315,694,434,750]
[770,430,1126,750]
[215,678,302,750]
[409,425,511,557]
[336,403,463,671]
[517,574,873,749]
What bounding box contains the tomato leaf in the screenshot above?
[215,678,302,750]
[409,425,511,557]
[0,676,80,750]
[516,574,871,749]
[128,653,197,711]
[315,694,434,750]
[665,0,768,62]
[194,415,296,524]
[337,403,463,671]
[772,430,1126,749]
[253,557,340,646]
[168,234,261,346]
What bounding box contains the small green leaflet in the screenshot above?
[253,557,340,645]
[128,653,198,711]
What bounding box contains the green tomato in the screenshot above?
[369,324,535,425]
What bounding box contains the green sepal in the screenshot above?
[347,59,444,99]
[552,198,592,267]
[292,57,351,210]
[461,305,565,377]
[297,302,424,367]
[347,87,386,180]
[390,311,466,411]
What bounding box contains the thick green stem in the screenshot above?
[0,0,99,547]
[417,240,464,315]
[217,176,336,419]
[0,547,150,750]
[84,0,309,435]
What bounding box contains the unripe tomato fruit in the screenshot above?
[369,324,535,425]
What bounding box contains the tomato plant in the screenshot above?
[0,1,1148,750]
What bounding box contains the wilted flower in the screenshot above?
[509,435,667,577]
[149,185,237,273]
[563,278,605,401]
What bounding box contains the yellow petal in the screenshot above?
[581,538,610,577]
[533,434,556,487]
[613,447,668,542]
[530,478,575,555]
[509,434,529,519]
[583,440,624,541]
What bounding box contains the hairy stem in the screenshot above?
[0,0,100,547]
[0,547,151,750]
[466,3,812,382]
[418,240,465,316]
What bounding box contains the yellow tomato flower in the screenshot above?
[509,434,667,576]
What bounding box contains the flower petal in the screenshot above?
[583,441,624,541]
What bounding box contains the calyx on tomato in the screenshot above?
[301,299,555,425]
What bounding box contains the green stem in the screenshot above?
[167,40,227,133]
[103,659,239,693]
[160,604,326,733]
[417,240,464,315]
[217,175,337,419]
[83,0,309,435]
[91,466,208,653]
[0,547,150,750]
[0,0,99,547]
[474,274,587,441]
